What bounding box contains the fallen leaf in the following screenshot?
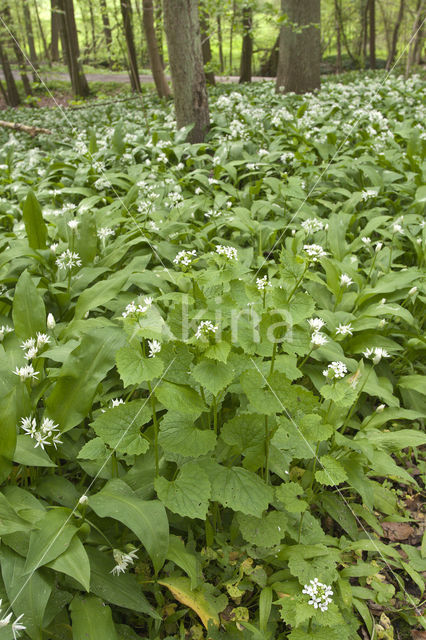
[411,631,426,640]
[382,522,414,541]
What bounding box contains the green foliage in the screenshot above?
[0,73,424,639]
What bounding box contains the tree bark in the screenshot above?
[276,0,321,94]
[239,5,252,83]
[23,0,38,65]
[154,0,164,64]
[58,0,90,96]
[120,0,142,92]
[50,0,60,62]
[0,38,20,106]
[386,0,405,70]
[229,0,236,72]
[199,2,215,85]
[163,0,209,143]
[99,0,112,47]
[405,0,424,75]
[259,34,279,77]
[142,0,171,97]
[33,0,50,63]
[369,0,376,69]
[88,0,96,55]
[335,0,356,63]
[334,0,342,72]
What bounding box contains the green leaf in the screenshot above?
[315,455,348,486]
[13,435,56,467]
[220,413,264,470]
[158,576,226,630]
[279,595,313,627]
[46,327,127,432]
[0,492,30,535]
[158,412,216,458]
[320,381,358,408]
[238,511,287,547]
[87,547,159,617]
[89,479,168,574]
[415,185,426,203]
[25,508,77,573]
[166,535,202,589]
[155,381,205,416]
[0,388,18,483]
[204,341,231,363]
[155,463,211,520]
[320,493,358,540]
[74,273,129,320]
[22,189,47,250]
[12,270,46,339]
[207,463,273,517]
[1,546,52,640]
[77,437,107,460]
[91,400,151,456]
[398,374,426,396]
[191,360,234,396]
[46,535,90,591]
[275,482,308,513]
[70,595,118,640]
[116,345,164,385]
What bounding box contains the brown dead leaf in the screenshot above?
[382,521,414,541]
[411,631,426,640]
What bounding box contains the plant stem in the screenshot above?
[264,415,270,484]
[148,381,159,477]
[269,342,277,376]
[287,263,308,303]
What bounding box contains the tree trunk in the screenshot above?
[335,0,356,63]
[405,0,424,75]
[239,5,252,83]
[142,0,170,97]
[229,0,236,72]
[163,0,209,143]
[50,0,60,62]
[0,38,20,106]
[88,0,96,55]
[259,34,279,77]
[23,0,38,65]
[276,0,321,94]
[99,0,113,66]
[217,14,224,72]
[386,0,405,70]
[334,0,342,72]
[412,6,424,64]
[58,0,90,96]
[33,0,50,63]
[360,0,368,67]
[154,0,164,64]
[120,0,142,92]
[377,0,392,60]
[369,0,376,68]
[199,2,215,85]
[2,4,32,95]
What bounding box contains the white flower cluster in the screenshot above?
[256,275,272,291]
[205,209,221,219]
[173,249,197,267]
[361,188,376,200]
[363,347,389,364]
[303,244,327,261]
[307,318,327,347]
[0,599,25,639]
[0,325,13,341]
[301,218,325,233]
[302,578,333,612]
[55,249,82,270]
[67,219,79,231]
[336,323,353,336]
[323,361,347,379]
[21,333,50,361]
[216,245,238,260]
[148,339,161,358]
[20,416,62,450]
[340,274,353,287]
[97,227,115,240]
[13,364,39,381]
[111,549,138,576]
[195,320,218,340]
[122,297,153,318]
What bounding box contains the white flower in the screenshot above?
[301,218,324,233]
[111,549,138,576]
[97,227,115,240]
[67,219,79,230]
[0,325,13,341]
[13,364,39,381]
[256,275,271,291]
[311,332,328,346]
[322,361,347,379]
[173,249,197,267]
[148,339,161,358]
[376,404,386,413]
[392,223,403,234]
[335,323,353,336]
[12,613,26,638]
[20,416,62,449]
[363,347,390,364]
[47,313,56,329]
[195,320,218,340]
[21,338,36,351]
[216,245,238,260]
[308,318,325,332]
[111,398,125,408]
[195,187,202,195]
[375,241,383,252]
[302,578,333,612]
[362,237,371,245]
[122,297,153,318]
[78,494,89,505]
[303,244,327,261]
[408,286,417,296]
[50,243,58,253]
[340,274,353,287]
[56,249,82,270]
[36,332,50,347]
[24,346,38,360]
[361,188,376,200]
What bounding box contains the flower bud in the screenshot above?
[47,313,56,329]
[408,286,417,296]
[376,404,386,413]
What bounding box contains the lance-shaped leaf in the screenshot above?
[24,508,78,573]
[22,189,47,249]
[70,596,118,640]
